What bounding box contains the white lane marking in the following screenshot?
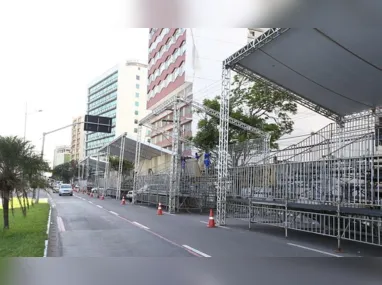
[88,201,93,204]
[96,205,103,209]
[109,211,119,216]
[287,243,342,257]
[164,212,176,216]
[46,207,52,234]
[132,221,150,230]
[199,220,230,229]
[57,216,66,232]
[182,245,211,258]
[43,240,48,257]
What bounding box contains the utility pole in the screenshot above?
[37,122,83,203]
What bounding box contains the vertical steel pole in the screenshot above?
[169,97,180,213]
[217,65,230,226]
[86,157,90,192]
[116,135,126,200]
[104,147,110,196]
[95,152,100,189]
[133,125,142,204]
[337,119,345,252]
[36,132,46,204]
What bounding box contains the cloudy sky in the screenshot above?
[0,0,148,165]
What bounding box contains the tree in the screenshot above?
[23,153,50,203]
[0,136,48,229]
[52,160,78,183]
[108,156,134,179]
[192,74,298,166]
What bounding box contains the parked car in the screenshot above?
[59,184,73,196]
[126,191,136,201]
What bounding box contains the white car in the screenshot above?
[126,191,136,201]
[59,184,73,196]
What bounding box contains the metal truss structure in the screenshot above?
[116,135,126,200]
[77,28,382,248]
[216,28,382,247]
[225,28,342,123]
[216,66,231,226]
[132,85,270,217]
[169,97,181,213]
[224,112,382,248]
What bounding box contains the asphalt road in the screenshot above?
[42,192,382,284]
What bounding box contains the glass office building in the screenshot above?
[85,68,118,157]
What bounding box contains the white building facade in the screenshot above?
[71,116,85,161]
[85,60,149,157]
[53,145,71,168]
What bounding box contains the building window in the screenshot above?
[135,110,139,115]
[134,128,138,133]
[135,92,139,98]
[134,119,138,124]
[135,102,139,107]
[136,75,140,80]
[136,84,140,89]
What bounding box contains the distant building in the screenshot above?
[53,145,71,168]
[85,60,149,157]
[71,116,85,161]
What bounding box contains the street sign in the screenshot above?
[84,115,112,133]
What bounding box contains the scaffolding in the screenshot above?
[132,86,270,214]
[218,27,382,248]
[80,27,382,248]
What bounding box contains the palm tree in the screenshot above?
[0,136,48,229]
[23,153,50,205]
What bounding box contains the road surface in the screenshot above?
[39,191,382,284]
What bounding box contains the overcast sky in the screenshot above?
[0,0,148,165]
[0,0,331,167]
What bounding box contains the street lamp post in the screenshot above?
[24,102,43,141]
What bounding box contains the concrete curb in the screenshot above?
[43,192,53,257]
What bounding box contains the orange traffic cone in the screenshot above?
[157,203,163,215]
[100,194,104,200]
[207,209,215,228]
[121,196,126,205]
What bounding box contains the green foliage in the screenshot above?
[0,199,49,257]
[109,156,134,177]
[192,74,298,153]
[0,136,49,229]
[52,160,78,183]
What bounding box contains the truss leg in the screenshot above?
[117,135,126,200]
[169,98,181,214]
[95,153,100,189]
[133,125,142,204]
[336,119,345,251]
[86,158,90,181]
[217,65,230,226]
[104,146,110,196]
